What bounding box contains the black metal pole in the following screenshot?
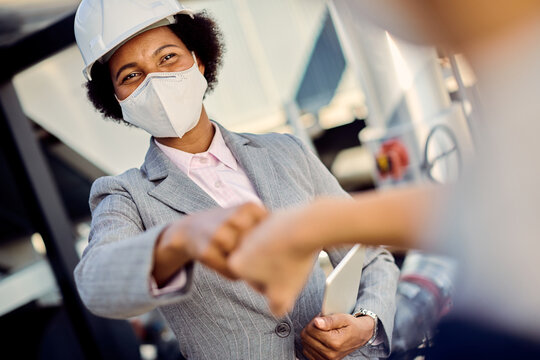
[0,80,140,359]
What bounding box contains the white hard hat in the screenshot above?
[74,0,194,80]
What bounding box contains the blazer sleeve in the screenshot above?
[327,246,399,358]
[286,134,400,358]
[74,175,194,319]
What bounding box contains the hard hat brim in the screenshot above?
[83,9,194,81]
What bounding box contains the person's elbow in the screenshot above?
[73,261,144,320]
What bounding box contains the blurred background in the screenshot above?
[0,0,477,359]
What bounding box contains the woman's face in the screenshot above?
[108,26,205,101]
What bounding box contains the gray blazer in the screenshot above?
[75,124,399,359]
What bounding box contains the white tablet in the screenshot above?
[321,244,365,315]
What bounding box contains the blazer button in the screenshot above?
[275,322,291,338]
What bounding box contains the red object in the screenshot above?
[376,139,409,180]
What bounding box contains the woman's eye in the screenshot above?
[121,72,138,83]
[161,53,177,63]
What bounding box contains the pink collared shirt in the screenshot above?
[155,124,262,208]
[151,124,262,296]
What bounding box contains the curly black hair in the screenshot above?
[85,11,225,123]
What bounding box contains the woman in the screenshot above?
[73,1,399,359]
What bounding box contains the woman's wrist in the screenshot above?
[352,314,377,346]
[152,221,193,287]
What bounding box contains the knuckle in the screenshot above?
[242,202,266,216]
[198,251,212,263]
[231,216,249,229]
[326,351,338,359]
[239,202,254,212]
[327,338,341,351]
[247,201,260,210]
[213,227,234,244]
[212,229,228,242]
[243,202,255,209]
[256,205,268,217]
[200,247,223,263]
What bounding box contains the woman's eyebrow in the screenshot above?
[115,62,137,81]
[153,44,181,57]
[114,45,181,81]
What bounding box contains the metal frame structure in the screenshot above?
[0,12,140,360]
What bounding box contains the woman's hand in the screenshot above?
[301,314,376,360]
[152,202,268,286]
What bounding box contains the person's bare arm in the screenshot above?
[229,186,444,316]
[308,185,441,250]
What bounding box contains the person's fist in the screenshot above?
[228,207,321,316]
[154,202,268,285]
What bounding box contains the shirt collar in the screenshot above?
[207,124,238,171]
[154,123,238,173]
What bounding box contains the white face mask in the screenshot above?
[118,52,208,138]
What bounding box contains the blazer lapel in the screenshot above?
[218,124,285,211]
[142,139,219,214]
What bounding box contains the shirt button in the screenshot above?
[198,157,208,164]
[214,180,223,188]
[275,322,291,338]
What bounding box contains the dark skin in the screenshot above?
[301,314,376,360]
[108,26,268,286]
